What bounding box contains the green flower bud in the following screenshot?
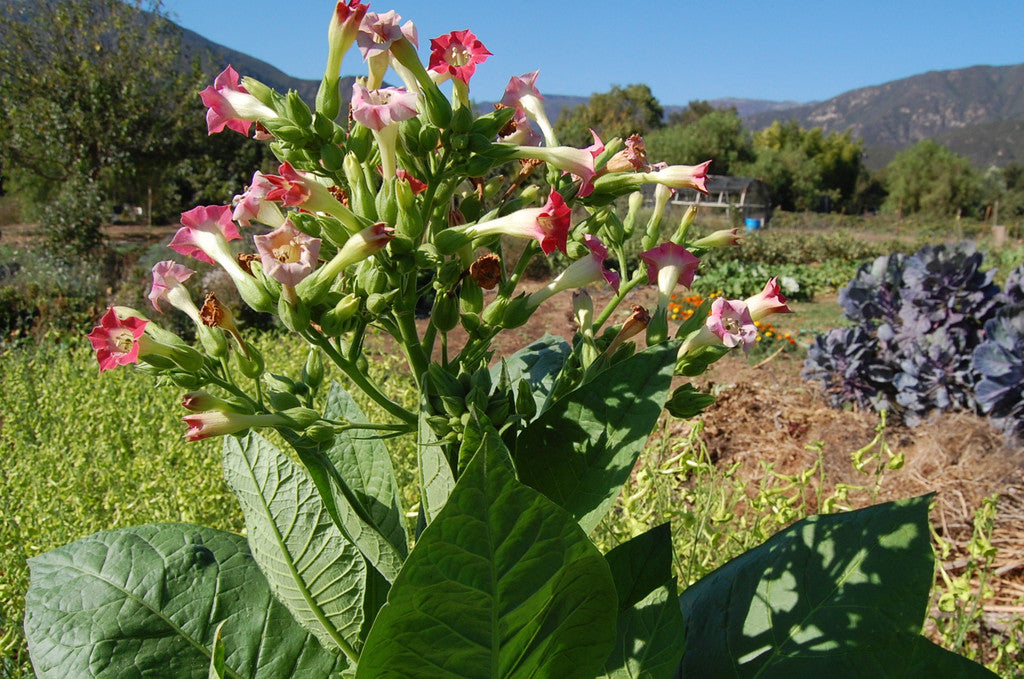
[481,297,509,326]
[460,280,483,314]
[267,390,302,411]
[419,125,440,152]
[281,407,320,428]
[285,91,313,128]
[320,142,344,171]
[302,349,325,390]
[431,291,460,332]
[315,77,341,122]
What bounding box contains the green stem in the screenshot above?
[313,333,416,425]
[594,270,646,329]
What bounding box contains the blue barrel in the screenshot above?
[745,218,761,231]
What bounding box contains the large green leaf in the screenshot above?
[355,423,618,678]
[490,334,571,416]
[322,383,409,554]
[678,496,999,678]
[223,433,365,657]
[417,393,455,525]
[285,433,405,583]
[601,524,684,678]
[24,523,348,678]
[515,341,679,533]
[600,583,685,679]
[604,523,674,610]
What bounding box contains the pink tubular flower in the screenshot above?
[326,1,370,80]
[233,171,286,228]
[641,242,700,295]
[643,160,712,194]
[745,277,793,321]
[428,29,491,84]
[182,411,286,442]
[357,10,416,60]
[395,168,428,194]
[148,260,197,315]
[528,234,620,308]
[510,143,597,197]
[501,71,557,146]
[87,307,148,372]
[707,298,757,351]
[350,84,419,131]
[254,220,322,287]
[169,205,241,266]
[199,66,277,136]
[463,189,571,255]
[263,162,356,227]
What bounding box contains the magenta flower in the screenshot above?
[254,220,322,287]
[428,29,491,85]
[707,298,757,351]
[464,189,572,255]
[326,1,370,80]
[168,205,240,266]
[643,160,712,194]
[745,277,793,321]
[350,84,419,131]
[148,260,198,315]
[264,162,356,226]
[199,66,277,136]
[501,71,557,146]
[87,307,148,372]
[528,234,620,308]
[232,171,285,228]
[641,242,700,292]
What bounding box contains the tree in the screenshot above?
[554,83,663,147]
[666,99,735,127]
[0,0,208,248]
[883,140,980,217]
[735,120,864,212]
[645,109,753,175]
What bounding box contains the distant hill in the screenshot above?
[744,64,1024,168]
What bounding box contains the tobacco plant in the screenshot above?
[23,4,996,678]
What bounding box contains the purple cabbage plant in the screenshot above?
[804,242,1009,428]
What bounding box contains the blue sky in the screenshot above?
[163,1,1024,106]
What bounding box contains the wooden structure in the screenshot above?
[647,175,773,226]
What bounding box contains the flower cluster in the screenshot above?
[86,0,764,446]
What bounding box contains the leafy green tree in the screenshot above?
[0,0,212,248]
[554,84,663,147]
[666,99,735,127]
[645,109,753,175]
[883,140,980,216]
[736,120,864,212]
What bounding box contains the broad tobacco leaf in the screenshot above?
[285,432,405,583]
[515,341,679,533]
[490,334,571,416]
[224,433,366,656]
[322,383,409,554]
[417,391,455,525]
[25,523,348,678]
[355,422,618,678]
[678,495,999,678]
[601,524,685,678]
